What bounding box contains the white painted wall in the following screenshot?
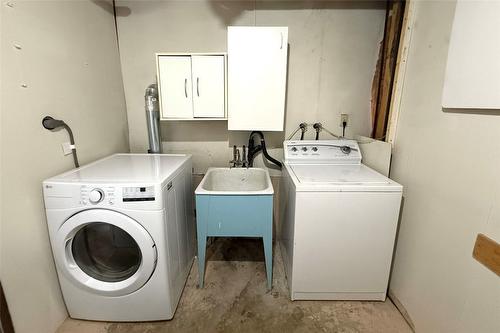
[389,1,500,332]
[0,1,129,332]
[115,0,385,173]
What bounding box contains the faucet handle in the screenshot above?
[230,146,242,167]
[232,145,237,160]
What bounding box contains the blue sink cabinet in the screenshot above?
[195,194,273,290]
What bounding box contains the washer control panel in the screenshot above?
[284,139,362,164]
[80,185,156,206]
[122,186,155,202]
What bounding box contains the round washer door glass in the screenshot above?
[71,222,142,283]
[55,209,157,296]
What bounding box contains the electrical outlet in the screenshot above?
[61,142,74,155]
[340,114,349,127]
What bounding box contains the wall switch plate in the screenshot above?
[61,142,74,155]
[340,113,349,127]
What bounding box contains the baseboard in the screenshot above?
[388,289,415,332]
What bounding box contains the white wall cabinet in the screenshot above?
[157,53,226,120]
[442,2,500,109]
[227,27,288,131]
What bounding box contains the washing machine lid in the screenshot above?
[288,164,402,192]
[54,209,157,296]
[46,153,190,183]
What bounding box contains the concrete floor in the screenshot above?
[57,238,412,333]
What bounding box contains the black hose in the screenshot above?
[261,140,282,168]
[42,116,80,168]
[313,123,321,140]
[299,123,307,140]
[247,131,282,169]
[63,124,80,168]
[248,145,260,166]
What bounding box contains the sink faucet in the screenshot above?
[242,145,248,168]
[230,145,242,168]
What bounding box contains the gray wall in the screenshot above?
[115,0,385,173]
[0,1,129,332]
[389,1,500,332]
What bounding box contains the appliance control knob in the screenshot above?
[291,147,298,152]
[312,147,318,152]
[302,147,308,152]
[89,189,104,204]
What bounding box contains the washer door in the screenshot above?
[54,209,157,296]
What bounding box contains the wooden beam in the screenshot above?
[372,0,406,140]
[387,0,416,145]
[371,42,384,131]
[473,233,500,276]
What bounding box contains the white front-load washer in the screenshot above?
[43,154,195,321]
[279,140,403,301]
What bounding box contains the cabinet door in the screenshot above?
[228,27,288,131]
[442,2,500,109]
[158,56,193,118]
[191,55,225,118]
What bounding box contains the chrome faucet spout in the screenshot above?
[242,145,247,167]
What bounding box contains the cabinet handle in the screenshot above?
[196,77,200,97]
[184,78,188,98]
[280,32,283,49]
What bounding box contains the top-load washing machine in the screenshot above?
[43,154,195,321]
[279,140,403,301]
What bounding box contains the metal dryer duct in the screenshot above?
[145,83,162,154]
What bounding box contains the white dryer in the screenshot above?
[280,140,402,301]
[43,154,195,321]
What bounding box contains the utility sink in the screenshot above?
[195,167,274,290]
[195,167,273,195]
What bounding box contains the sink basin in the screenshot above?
[195,167,273,195]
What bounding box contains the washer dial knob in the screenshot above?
[89,189,104,204]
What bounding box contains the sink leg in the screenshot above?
[263,234,273,290]
[197,236,207,288]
